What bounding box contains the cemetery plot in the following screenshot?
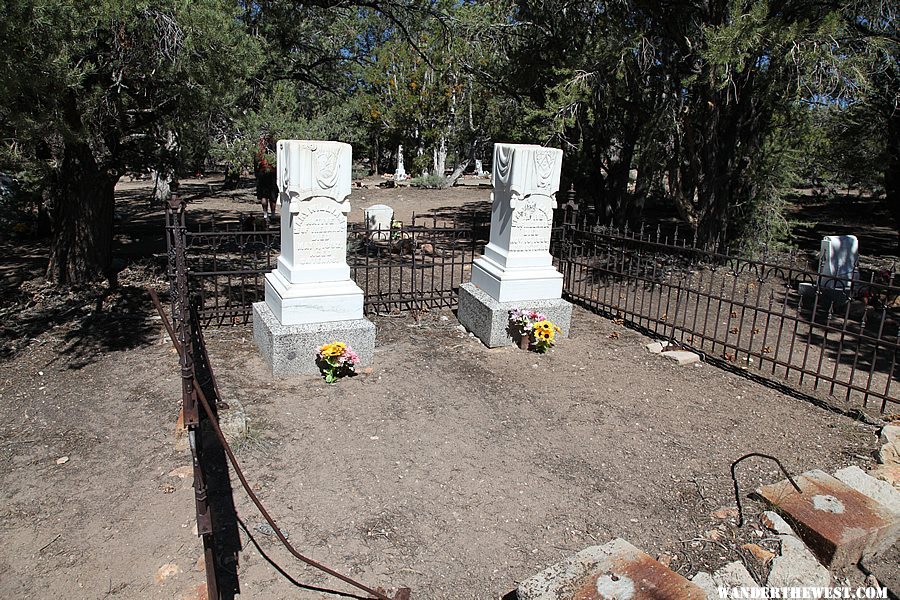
[0,291,886,599]
[178,215,486,323]
[1,177,895,599]
[554,224,900,415]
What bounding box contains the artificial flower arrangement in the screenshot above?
[508,308,561,353]
[530,319,561,353]
[315,341,359,383]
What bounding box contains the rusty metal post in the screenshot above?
[166,194,219,600]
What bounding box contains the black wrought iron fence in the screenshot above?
[167,195,899,413]
[179,219,278,325]
[168,211,486,325]
[350,214,485,314]
[553,217,900,414]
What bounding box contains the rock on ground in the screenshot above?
[712,561,758,587]
[868,464,900,491]
[691,572,718,599]
[767,536,831,588]
[661,350,700,365]
[833,466,900,515]
[760,511,795,536]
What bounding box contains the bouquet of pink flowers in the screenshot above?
[509,308,548,335]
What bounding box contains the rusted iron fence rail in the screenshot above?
[552,216,899,414]
[163,198,238,599]
[168,213,485,324]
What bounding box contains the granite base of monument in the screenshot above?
[457,282,572,348]
[253,302,375,376]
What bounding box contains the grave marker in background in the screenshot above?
[394,145,406,182]
[365,204,394,241]
[819,235,859,291]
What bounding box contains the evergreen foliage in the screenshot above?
[1,0,896,283]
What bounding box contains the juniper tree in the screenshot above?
[0,0,258,283]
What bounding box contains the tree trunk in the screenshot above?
[433,136,447,177]
[886,103,900,250]
[150,169,171,206]
[47,140,117,284]
[631,147,654,221]
[150,131,178,205]
[692,65,769,248]
[608,128,637,226]
[696,120,731,244]
[668,129,699,228]
[446,158,471,187]
[372,134,380,175]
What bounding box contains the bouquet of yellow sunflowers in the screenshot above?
[315,341,359,383]
[531,319,561,353]
[509,308,561,352]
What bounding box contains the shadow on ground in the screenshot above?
[788,190,898,258]
[419,201,492,245]
[0,284,159,369]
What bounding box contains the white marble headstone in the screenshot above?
[819,235,859,291]
[278,140,351,213]
[264,140,364,325]
[469,143,564,302]
[394,145,406,182]
[365,204,393,241]
[475,159,485,177]
[274,140,351,282]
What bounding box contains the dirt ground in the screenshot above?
[129,173,493,229]
[0,176,893,599]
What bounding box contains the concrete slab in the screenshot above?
[645,341,664,354]
[756,469,900,568]
[661,350,700,365]
[767,535,830,588]
[712,561,757,587]
[517,538,706,600]
[690,572,717,600]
